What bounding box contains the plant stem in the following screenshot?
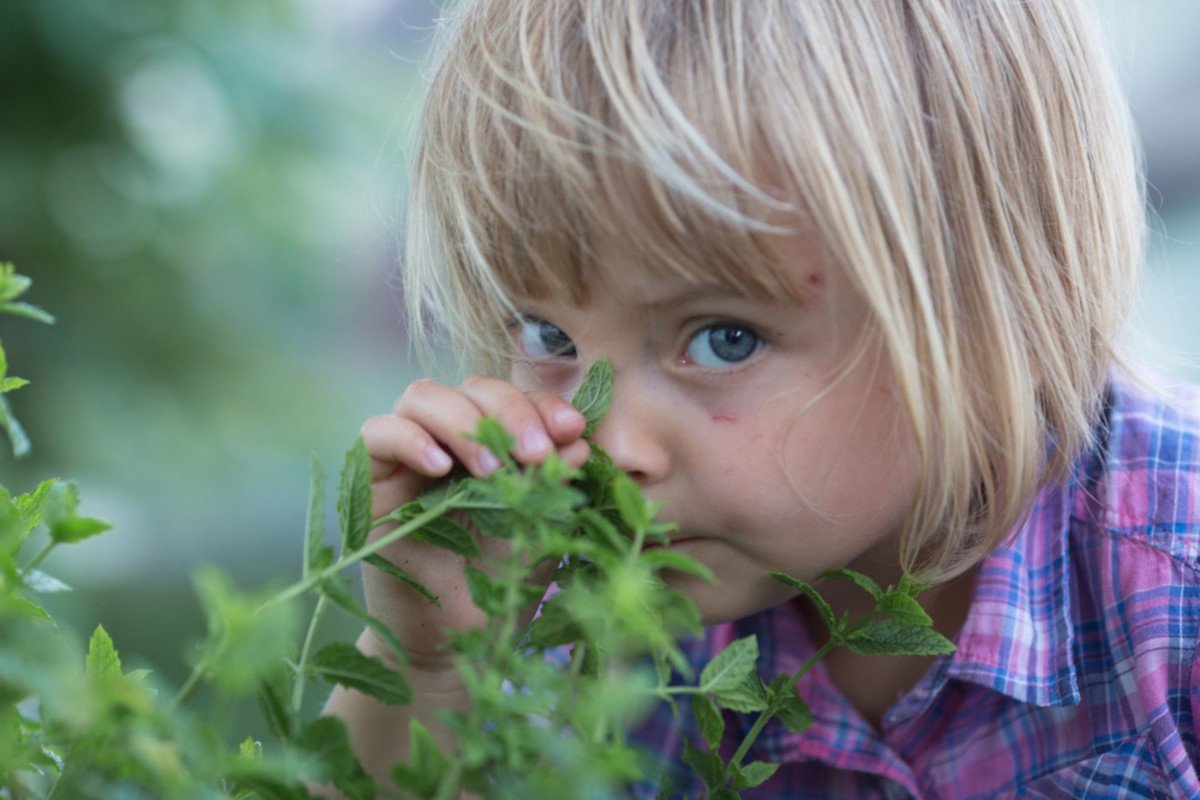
[18,540,56,578]
[291,593,329,715]
[171,661,208,709]
[722,611,881,776]
[256,498,459,613]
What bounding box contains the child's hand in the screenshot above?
[357,376,590,677]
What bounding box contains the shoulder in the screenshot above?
[1072,367,1200,566]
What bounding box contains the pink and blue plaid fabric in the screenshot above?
[630,372,1200,799]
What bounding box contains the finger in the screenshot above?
[526,391,587,446]
[393,378,506,477]
[557,438,592,470]
[360,413,455,482]
[456,376,556,464]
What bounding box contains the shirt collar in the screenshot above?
[942,471,1081,708]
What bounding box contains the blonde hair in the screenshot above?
[403,0,1145,583]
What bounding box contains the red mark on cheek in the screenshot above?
[711,413,737,423]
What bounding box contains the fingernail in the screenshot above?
[553,407,583,429]
[477,449,503,475]
[520,426,552,457]
[424,445,453,473]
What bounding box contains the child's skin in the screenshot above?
[330,229,976,781]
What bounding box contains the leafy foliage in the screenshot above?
[0,271,955,798]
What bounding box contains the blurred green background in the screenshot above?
[1,0,1198,724]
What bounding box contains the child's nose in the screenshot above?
[589,379,672,486]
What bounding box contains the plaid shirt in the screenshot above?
[630,372,1200,799]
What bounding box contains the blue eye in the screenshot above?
[684,324,761,367]
[518,317,576,359]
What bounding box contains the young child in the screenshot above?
[326,0,1200,796]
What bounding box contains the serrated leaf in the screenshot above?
[258,669,295,742]
[85,624,122,678]
[691,694,724,750]
[638,548,715,581]
[845,619,956,657]
[392,719,449,799]
[898,572,928,598]
[611,471,648,532]
[680,739,725,791]
[770,572,835,632]
[471,417,515,460]
[319,577,408,666]
[821,567,883,599]
[0,264,31,301]
[0,377,28,393]
[311,643,411,705]
[774,691,813,733]
[238,737,262,762]
[735,760,780,789]
[878,591,933,627]
[713,674,768,713]
[573,359,614,437]
[49,516,110,544]
[296,716,376,800]
[363,554,438,605]
[699,635,758,694]
[463,566,505,616]
[304,454,326,577]
[411,516,479,558]
[339,438,372,553]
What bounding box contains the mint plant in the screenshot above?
[0,265,955,800]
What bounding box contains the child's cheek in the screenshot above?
[710,413,737,423]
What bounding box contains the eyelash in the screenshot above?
[509,315,767,372]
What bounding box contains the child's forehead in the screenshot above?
[508,227,832,311]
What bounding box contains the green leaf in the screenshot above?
[735,760,780,790]
[194,567,301,694]
[770,572,835,632]
[14,479,56,538]
[691,694,724,750]
[878,591,933,627]
[43,481,111,544]
[0,302,55,325]
[23,569,71,594]
[845,619,956,657]
[85,624,122,678]
[339,438,372,553]
[0,393,30,457]
[310,643,411,705]
[0,377,28,393]
[471,417,515,460]
[49,516,111,544]
[713,674,768,713]
[699,635,758,695]
[573,359,614,437]
[412,516,479,559]
[463,566,505,616]
[821,567,883,600]
[319,576,408,666]
[638,548,716,582]
[363,554,438,605]
[303,454,327,577]
[238,737,262,762]
[392,719,450,799]
[611,471,649,533]
[773,690,813,733]
[0,263,31,302]
[680,739,725,791]
[296,716,376,800]
[898,572,928,597]
[258,668,295,742]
